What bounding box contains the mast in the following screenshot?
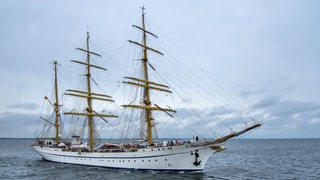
[85,32,94,152]
[123,7,175,145]
[141,8,153,145]
[41,61,61,144]
[53,61,60,144]
[64,32,118,152]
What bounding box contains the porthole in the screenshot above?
[165,159,167,161]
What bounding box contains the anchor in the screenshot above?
[193,150,201,166]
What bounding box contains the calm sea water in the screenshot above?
[0,139,319,179]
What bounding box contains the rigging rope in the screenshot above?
[146,61,219,138]
[147,18,252,124]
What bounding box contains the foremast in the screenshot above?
[64,32,118,152]
[40,61,61,144]
[123,7,176,145]
[53,61,60,144]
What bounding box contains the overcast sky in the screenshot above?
[0,0,319,139]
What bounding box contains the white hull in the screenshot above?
[32,144,217,171]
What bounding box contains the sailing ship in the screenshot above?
[32,8,262,171]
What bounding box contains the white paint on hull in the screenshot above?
[33,145,216,171]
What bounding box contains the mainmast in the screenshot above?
[123,7,176,145]
[85,32,95,152]
[141,7,153,145]
[64,32,118,152]
[84,32,95,152]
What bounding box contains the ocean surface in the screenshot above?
[0,139,319,180]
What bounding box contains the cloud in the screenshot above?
[154,106,255,139]
[238,76,295,99]
[157,94,320,139]
[206,106,241,117]
[1,1,320,139]
[9,103,39,110]
[2,96,319,139]
[0,112,39,138]
[252,96,320,120]
[248,95,320,138]
[239,88,268,99]
[252,95,280,109]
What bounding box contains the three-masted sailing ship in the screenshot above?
[32,9,262,171]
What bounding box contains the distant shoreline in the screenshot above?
[1,137,319,140]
